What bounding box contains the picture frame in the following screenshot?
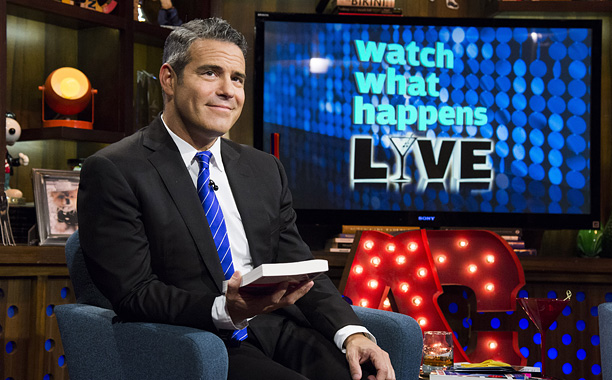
[32,169,80,246]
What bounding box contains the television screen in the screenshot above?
[254,12,602,229]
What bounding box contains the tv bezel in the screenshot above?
[253,12,602,230]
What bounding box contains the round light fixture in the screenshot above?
[39,67,97,129]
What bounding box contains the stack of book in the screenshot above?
[326,234,355,253]
[316,0,402,15]
[326,225,419,253]
[429,364,541,379]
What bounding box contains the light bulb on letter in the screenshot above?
[368,279,379,289]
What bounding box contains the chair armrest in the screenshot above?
[352,306,423,380]
[599,303,612,380]
[113,321,228,380]
[55,304,124,380]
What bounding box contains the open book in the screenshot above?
[222,259,328,293]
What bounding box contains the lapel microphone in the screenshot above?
[209,179,219,191]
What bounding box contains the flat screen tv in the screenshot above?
[254,12,602,230]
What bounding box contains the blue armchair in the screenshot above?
[599,303,612,380]
[56,232,422,379]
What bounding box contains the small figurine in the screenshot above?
[430,0,459,10]
[5,112,29,200]
[157,0,183,26]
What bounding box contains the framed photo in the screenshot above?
[32,169,80,246]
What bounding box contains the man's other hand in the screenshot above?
[344,333,396,380]
[225,271,314,323]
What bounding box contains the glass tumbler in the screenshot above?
[422,331,453,373]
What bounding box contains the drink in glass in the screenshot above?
[422,331,453,373]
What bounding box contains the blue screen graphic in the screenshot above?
[257,15,599,227]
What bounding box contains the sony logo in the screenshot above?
[418,216,436,221]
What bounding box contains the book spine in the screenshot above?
[507,241,525,249]
[334,6,400,14]
[329,247,352,253]
[342,225,418,234]
[513,248,538,257]
[336,0,396,7]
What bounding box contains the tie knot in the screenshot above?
[195,151,213,169]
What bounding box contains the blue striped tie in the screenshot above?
[195,151,248,342]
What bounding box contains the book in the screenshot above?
[317,0,396,13]
[430,371,529,379]
[513,248,538,257]
[222,259,328,293]
[507,241,525,249]
[454,362,540,372]
[333,6,403,15]
[329,247,351,253]
[342,225,419,234]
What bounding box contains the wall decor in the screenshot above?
[33,169,80,246]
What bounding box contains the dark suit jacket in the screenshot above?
[77,116,360,348]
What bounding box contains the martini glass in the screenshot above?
[390,135,417,182]
[518,295,570,377]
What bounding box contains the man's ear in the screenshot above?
[159,63,175,98]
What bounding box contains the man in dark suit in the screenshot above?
[78,18,395,380]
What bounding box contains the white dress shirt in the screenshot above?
[162,116,373,351]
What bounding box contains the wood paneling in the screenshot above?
[0,247,74,380]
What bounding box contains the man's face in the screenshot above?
[170,39,246,144]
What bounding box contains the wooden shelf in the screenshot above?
[134,20,173,46]
[7,0,126,30]
[0,245,65,264]
[488,0,612,14]
[20,127,125,144]
[520,256,612,284]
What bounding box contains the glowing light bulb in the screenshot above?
[370,257,381,267]
[383,298,391,308]
[368,279,379,289]
[412,296,423,306]
[436,255,447,263]
[417,268,428,278]
[400,282,410,293]
[396,255,407,265]
[407,242,419,251]
[486,254,495,264]
[353,265,363,275]
[468,264,478,274]
[485,283,495,292]
[359,299,369,307]
[417,317,427,326]
[488,340,498,350]
[363,240,374,250]
[458,239,469,248]
[386,243,396,252]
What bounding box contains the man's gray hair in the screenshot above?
[162,17,248,78]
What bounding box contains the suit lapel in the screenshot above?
[143,118,225,291]
[221,140,271,267]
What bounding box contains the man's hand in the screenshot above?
[344,333,395,380]
[225,271,314,323]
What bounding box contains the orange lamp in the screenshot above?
[38,67,97,129]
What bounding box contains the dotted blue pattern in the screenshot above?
[261,21,593,215]
[439,284,606,379]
